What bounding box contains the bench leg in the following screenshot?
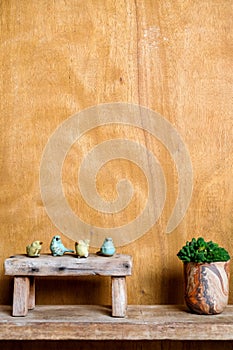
[28,277,35,310]
[111,276,127,318]
[12,277,30,316]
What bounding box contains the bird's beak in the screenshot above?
[40,242,43,245]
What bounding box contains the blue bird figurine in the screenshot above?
[97,237,116,256]
[50,235,74,256]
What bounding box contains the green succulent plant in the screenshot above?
[177,237,230,263]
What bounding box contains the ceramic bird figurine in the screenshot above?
[97,237,116,256]
[50,235,74,256]
[75,239,90,258]
[26,240,43,257]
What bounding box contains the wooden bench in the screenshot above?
[4,253,132,318]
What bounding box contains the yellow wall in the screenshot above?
[1,0,232,313]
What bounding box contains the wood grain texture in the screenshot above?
[4,254,132,276]
[0,305,233,340]
[0,0,233,329]
[112,277,127,317]
[28,277,35,310]
[12,277,29,316]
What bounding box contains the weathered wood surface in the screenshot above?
[0,305,232,340]
[28,277,35,310]
[12,276,36,316]
[12,277,29,317]
[5,254,131,317]
[112,277,127,317]
[4,254,132,276]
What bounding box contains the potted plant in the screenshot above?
[177,237,230,315]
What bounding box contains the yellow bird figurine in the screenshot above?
[75,240,90,258]
[26,240,43,257]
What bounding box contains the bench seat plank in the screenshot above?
[4,254,132,277]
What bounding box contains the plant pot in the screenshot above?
[183,260,230,315]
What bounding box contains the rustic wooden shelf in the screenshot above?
[0,304,232,341]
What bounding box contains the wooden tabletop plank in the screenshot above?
[0,305,232,340]
[4,254,132,276]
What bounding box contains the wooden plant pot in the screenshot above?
[183,260,230,315]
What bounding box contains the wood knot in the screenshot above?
[31,267,39,272]
[123,263,130,269]
[58,267,66,271]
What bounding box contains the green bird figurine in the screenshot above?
[26,240,43,257]
[50,235,74,256]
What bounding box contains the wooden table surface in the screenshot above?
[0,304,232,341]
